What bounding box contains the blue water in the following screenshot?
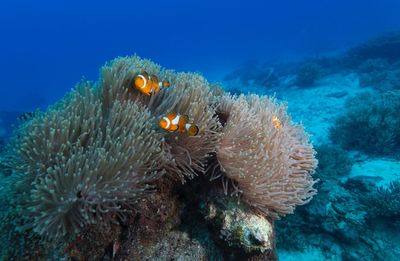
[1,0,400,111]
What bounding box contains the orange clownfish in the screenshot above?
[159,112,199,136]
[133,71,171,96]
[273,116,282,129]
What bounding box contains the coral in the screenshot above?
[276,143,400,260]
[65,222,121,261]
[330,91,400,156]
[357,58,390,74]
[0,136,4,152]
[360,181,400,219]
[275,162,368,256]
[345,31,400,66]
[276,160,400,260]
[356,58,400,91]
[129,230,210,260]
[215,94,318,218]
[314,145,353,180]
[294,62,323,87]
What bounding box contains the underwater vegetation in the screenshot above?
[330,91,400,157]
[0,55,318,260]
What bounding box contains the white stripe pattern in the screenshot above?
[138,74,147,89]
[163,117,171,129]
[171,115,180,125]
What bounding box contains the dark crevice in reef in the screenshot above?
[177,174,225,259]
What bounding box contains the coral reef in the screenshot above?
[222,32,400,97]
[294,62,323,87]
[330,91,400,156]
[344,32,400,66]
[341,32,400,92]
[360,181,400,220]
[276,144,400,260]
[358,60,400,91]
[218,32,400,260]
[314,144,353,181]
[0,55,318,260]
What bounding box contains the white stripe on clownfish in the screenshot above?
[171,115,180,125]
[185,123,191,130]
[137,74,147,89]
[163,117,171,129]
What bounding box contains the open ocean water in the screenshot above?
[1,0,400,260]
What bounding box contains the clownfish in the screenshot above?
[159,112,199,136]
[273,116,282,129]
[133,71,171,96]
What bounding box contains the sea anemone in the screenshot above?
[214,94,318,218]
[8,83,163,239]
[3,55,318,244]
[99,56,221,181]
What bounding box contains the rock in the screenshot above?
[65,222,122,261]
[201,197,275,256]
[337,223,359,242]
[124,230,209,261]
